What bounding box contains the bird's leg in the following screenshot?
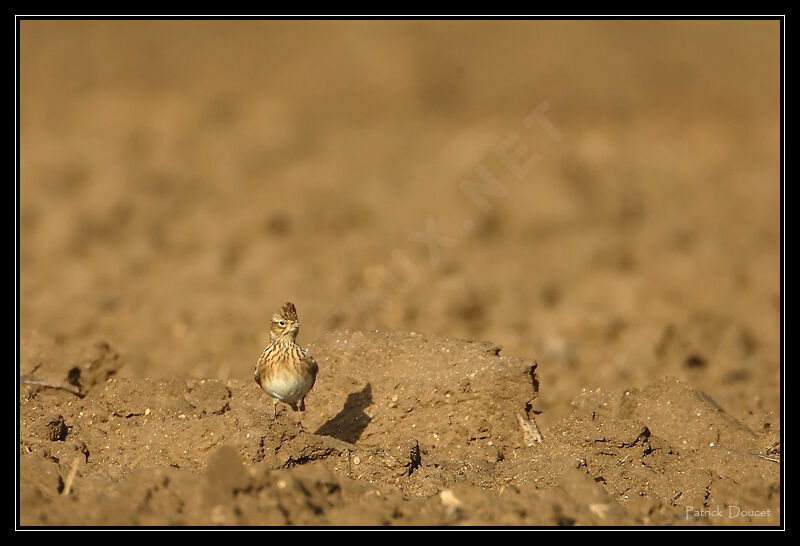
[271,398,279,421]
[290,399,306,432]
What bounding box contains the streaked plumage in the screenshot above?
[255,302,318,421]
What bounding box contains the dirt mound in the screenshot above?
[19,331,779,525]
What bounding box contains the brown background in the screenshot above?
[19,20,781,526]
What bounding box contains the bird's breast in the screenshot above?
[261,366,315,404]
[257,344,316,405]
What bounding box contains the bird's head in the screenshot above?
[270,302,300,341]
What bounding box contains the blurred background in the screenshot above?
[20,20,780,424]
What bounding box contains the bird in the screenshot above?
[254,302,318,428]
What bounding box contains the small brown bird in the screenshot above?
[254,302,318,427]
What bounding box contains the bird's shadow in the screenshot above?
[314,383,373,444]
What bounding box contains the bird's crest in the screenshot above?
[279,302,298,321]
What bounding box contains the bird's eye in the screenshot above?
[279,320,286,327]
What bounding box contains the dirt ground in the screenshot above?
[18,20,781,526]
